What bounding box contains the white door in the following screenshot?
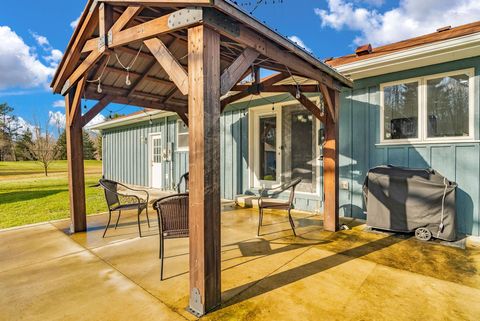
[251,109,281,189]
[150,134,163,189]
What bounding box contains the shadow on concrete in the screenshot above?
[220,234,405,308]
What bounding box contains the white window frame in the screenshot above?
[176,119,189,151]
[380,77,422,144]
[380,68,475,144]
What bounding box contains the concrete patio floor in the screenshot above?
[1,205,480,321]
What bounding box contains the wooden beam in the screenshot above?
[320,83,335,123]
[68,77,87,127]
[287,89,325,124]
[62,49,104,95]
[323,89,340,232]
[81,96,114,127]
[101,0,212,6]
[52,1,99,93]
[144,37,189,95]
[81,6,143,53]
[208,18,338,88]
[220,47,259,96]
[177,112,189,127]
[187,25,221,316]
[109,8,202,48]
[65,80,87,233]
[220,72,290,112]
[98,3,114,52]
[231,84,319,93]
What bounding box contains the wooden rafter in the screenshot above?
[220,47,259,96]
[319,83,336,123]
[287,89,325,123]
[109,8,201,48]
[177,112,189,126]
[61,6,144,95]
[231,84,320,93]
[81,95,114,127]
[53,1,99,93]
[144,37,189,95]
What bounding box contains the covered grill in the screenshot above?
[363,165,457,241]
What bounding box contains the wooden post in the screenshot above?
[187,25,221,316]
[65,79,87,233]
[323,89,340,232]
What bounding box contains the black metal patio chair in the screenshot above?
[176,172,189,193]
[99,179,150,238]
[257,178,302,237]
[153,193,189,280]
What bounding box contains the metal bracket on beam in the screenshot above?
[107,30,113,46]
[187,288,204,317]
[203,8,240,37]
[61,80,71,96]
[98,36,106,50]
[167,7,203,30]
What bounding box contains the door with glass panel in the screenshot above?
[281,106,320,195]
[150,134,163,189]
[253,111,281,187]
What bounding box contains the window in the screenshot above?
[177,120,189,151]
[383,81,419,140]
[426,74,470,138]
[259,116,277,181]
[380,69,474,143]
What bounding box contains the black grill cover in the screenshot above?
[363,165,457,241]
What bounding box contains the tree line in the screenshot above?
[0,103,102,176]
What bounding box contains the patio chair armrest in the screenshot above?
[117,182,149,202]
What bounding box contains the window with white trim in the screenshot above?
[177,120,189,151]
[380,69,474,143]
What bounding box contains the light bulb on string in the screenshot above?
[97,82,103,94]
[295,87,301,99]
[125,70,132,86]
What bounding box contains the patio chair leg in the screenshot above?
[137,208,143,238]
[145,206,151,228]
[288,209,296,237]
[160,236,165,280]
[257,207,264,236]
[114,210,121,229]
[103,210,112,238]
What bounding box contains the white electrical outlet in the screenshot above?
[340,181,349,190]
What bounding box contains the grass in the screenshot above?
[0,160,107,229]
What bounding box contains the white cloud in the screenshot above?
[52,100,65,108]
[15,117,36,135]
[44,49,63,67]
[48,111,66,129]
[0,26,56,90]
[70,15,81,29]
[86,113,106,127]
[288,35,312,53]
[315,0,480,46]
[31,32,50,48]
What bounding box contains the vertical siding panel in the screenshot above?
[241,110,249,193]
[220,112,225,199]
[455,145,479,235]
[232,111,240,196]
[431,146,455,179]
[225,112,233,200]
[339,89,352,216]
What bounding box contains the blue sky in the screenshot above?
[1,0,479,133]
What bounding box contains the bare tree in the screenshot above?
[27,117,58,176]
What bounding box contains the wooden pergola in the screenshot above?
[51,0,352,315]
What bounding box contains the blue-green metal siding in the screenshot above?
[102,110,249,200]
[340,57,480,236]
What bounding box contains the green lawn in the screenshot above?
[0,160,107,229]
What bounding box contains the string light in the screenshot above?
[115,45,143,87]
[86,55,111,94]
